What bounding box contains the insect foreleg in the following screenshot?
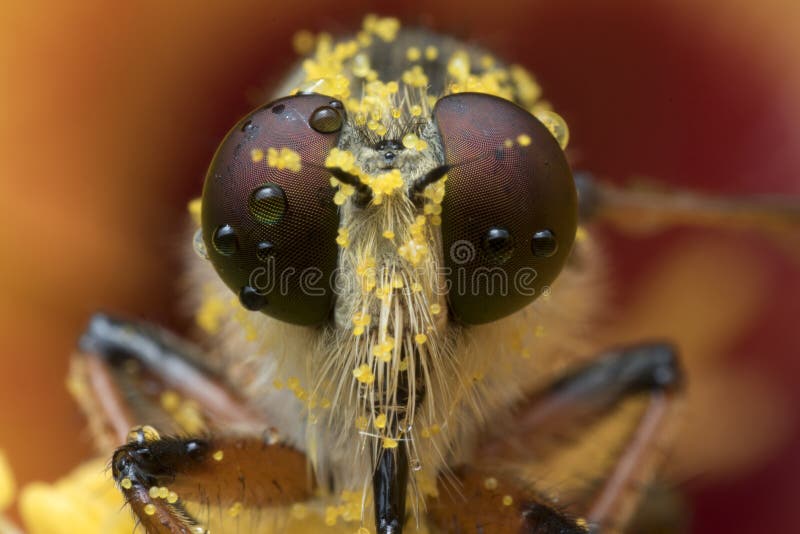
[477,343,683,533]
[575,171,800,257]
[112,433,312,534]
[76,313,267,435]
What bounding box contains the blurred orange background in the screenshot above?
[2,1,799,532]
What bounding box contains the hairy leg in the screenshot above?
[428,343,683,534]
[72,314,312,534]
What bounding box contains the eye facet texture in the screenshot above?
[433,93,577,324]
[201,94,344,325]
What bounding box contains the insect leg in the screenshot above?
[73,313,268,443]
[427,465,590,533]
[433,343,683,534]
[72,314,316,533]
[112,431,312,534]
[575,171,800,256]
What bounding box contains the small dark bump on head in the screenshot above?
[241,120,254,132]
[375,139,403,151]
[271,104,285,114]
[531,229,558,258]
[239,286,267,311]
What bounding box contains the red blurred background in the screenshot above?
[2,1,799,532]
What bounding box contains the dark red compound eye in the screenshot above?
[201,94,344,325]
[433,93,578,324]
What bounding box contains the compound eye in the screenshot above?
[201,94,345,325]
[433,93,577,324]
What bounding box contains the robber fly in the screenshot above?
[70,15,800,534]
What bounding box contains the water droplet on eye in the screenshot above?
[212,224,238,256]
[249,184,287,224]
[272,104,285,114]
[240,119,254,132]
[410,458,422,471]
[531,229,558,258]
[256,241,275,262]
[309,106,343,133]
[192,228,208,259]
[482,227,514,264]
[239,285,267,311]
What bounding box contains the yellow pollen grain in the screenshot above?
[411,282,423,293]
[516,134,532,146]
[425,45,439,61]
[212,450,224,462]
[402,65,428,87]
[355,416,369,431]
[267,146,302,172]
[250,148,264,162]
[502,495,514,506]
[503,138,514,148]
[292,30,315,55]
[414,333,428,345]
[429,303,441,315]
[447,50,471,81]
[533,109,570,149]
[484,477,499,490]
[160,390,180,412]
[406,46,421,61]
[352,52,371,78]
[374,413,387,429]
[273,379,284,390]
[576,517,588,528]
[399,359,409,371]
[120,477,132,489]
[576,226,588,242]
[187,197,202,226]
[364,15,401,42]
[353,364,375,384]
[228,501,243,517]
[402,133,419,149]
[144,503,156,516]
[410,104,422,117]
[336,227,350,248]
[158,486,169,499]
[382,230,395,240]
[167,491,179,503]
[382,437,399,449]
[148,486,160,498]
[291,503,308,520]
